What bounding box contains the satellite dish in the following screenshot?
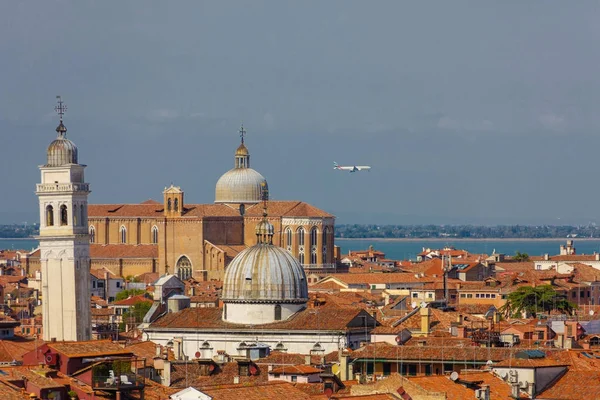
[486,360,493,367]
[590,310,595,316]
[501,371,508,380]
[420,302,427,308]
[411,302,417,309]
[450,371,459,381]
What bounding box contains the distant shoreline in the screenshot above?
[334,237,598,242]
[0,238,35,241]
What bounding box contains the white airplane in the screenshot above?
[333,161,371,173]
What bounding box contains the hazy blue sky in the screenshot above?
[1,1,599,225]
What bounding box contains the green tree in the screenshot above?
[513,251,530,261]
[115,289,147,302]
[119,300,152,331]
[501,285,575,318]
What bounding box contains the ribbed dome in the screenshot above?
[215,168,268,204]
[222,244,308,303]
[46,122,78,166]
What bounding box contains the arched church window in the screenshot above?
[120,226,127,244]
[176,255,193,280]
[167,198,172,212]
[151,226,159,244]
[322,227,329,262]
[73,205,78,226]
[89,226,96,243]
[310,227,318,264]
[274,304,282,321]
[285,228,292,251]
[297,227,305,265]
[60,205,68,226]
[46,205,54,226]
[174,198,179,212]
[239,204,245,216]
[298,227,305,246]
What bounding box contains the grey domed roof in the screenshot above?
[46,122,78,166]
[222,244,308,304]
[215,168,268,204]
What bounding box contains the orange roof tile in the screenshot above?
[90,244,158,259]
[46,339,133,358]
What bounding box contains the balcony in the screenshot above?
[92,372,145,391]
[89,358,146,392]
[36,183,90,193]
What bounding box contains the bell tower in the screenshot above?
[36,96,91,341]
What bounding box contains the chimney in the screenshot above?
[511,383,520,399]
[155,345,161,357]
[305,355,311,365]
[477,384,490,400]
[340,353,350,381]
[544,254,549,261]
[595,253,600,261]
[233,376,240,384]
[457,314,463,324]
[162,360,171,387]
[420,307,431,335]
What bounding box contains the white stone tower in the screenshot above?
[36,96,91,341]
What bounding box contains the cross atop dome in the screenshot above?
[54,95,68,136]
[239,124,246,144]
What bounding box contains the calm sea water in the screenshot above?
[4,238,600,262]
[336,238,600,261]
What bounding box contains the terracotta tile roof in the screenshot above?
[91,296,108,307]
[112,294,152,306]
[88,204,164,217]
[46,339,133,358]
[90,308,115,317]
[149,303,373,332]
[270,364,322,375]
[320,273,434,286]
[408,371,528,400]
[0,338,39,363]
[1,366,64,390]
[125,341,174,361]
[493,357,569,368]
[351,342,516,363]
[200,381,312,400]
[0,380,30,399]
[244,201,333,218]
[257,352,324,366]
[537,369,600,399]
[90,244,158,259]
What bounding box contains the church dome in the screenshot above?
[222,244,308,303]
[215,129,268,204]
[46,122,78,166]
[222,215,308,305]
[215,168,268,204]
